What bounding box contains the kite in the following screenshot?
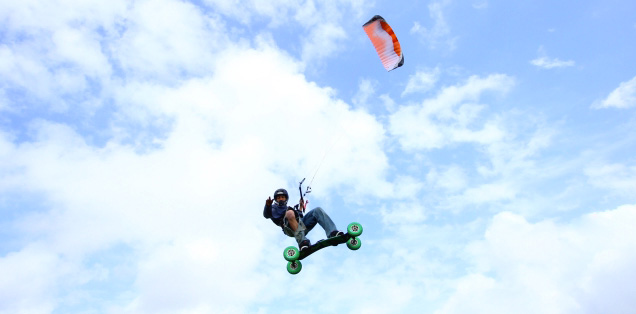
[363,15,404,71]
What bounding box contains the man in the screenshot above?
[263,188,344,251]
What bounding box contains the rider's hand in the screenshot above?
[298,198,305,211]
[266,196,273,207]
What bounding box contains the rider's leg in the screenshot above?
[302,207,337,237]
[285,210,298,231]
[284,210,309,246]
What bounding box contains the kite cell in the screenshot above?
[363,15,404,71]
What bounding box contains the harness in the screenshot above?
[281,207,307,238]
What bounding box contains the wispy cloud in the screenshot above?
[389,73,514,150]
[352,78,377,109]
[411,0,457,51]
[593,76,636,109]
[585,163,636,194]
[530,57,575,69]
[442,205,636,313]
[402,67,441,97]
[300,22,347,63]
[530,46,575,69]
[426,165,468,192]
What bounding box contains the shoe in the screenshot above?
[299,240,311,251]
[329,230,345,238]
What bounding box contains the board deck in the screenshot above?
[298,233,352,260]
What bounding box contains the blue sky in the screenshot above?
[1,0,636,313]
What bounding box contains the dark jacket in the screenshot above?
[263,202,302,227]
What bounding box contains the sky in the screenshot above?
[1,0,635,313]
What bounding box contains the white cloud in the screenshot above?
[593,76,636,109]
[398,110,559,215]
[51,26,112,78]
[0,45,70,111]
[0,0,129,111]
[0,3,391,311]
[442,123,558,213]
[477,123,555,179]
[0,0,230,116]
[530,56,575,69]
[389,74,514,150]
[380,93,397,112]
[201,0,367,64]
[202,0,301,25]
[352,78,377,109]
[0,0,128,31]
[411,0,457,51]
[426,165,468,192]
[530,46,575,69]
[442,205,636,313]
[402,67,441,96]
[300,22,347,64]
[294,1,365,64]
[113,0,228,82]
[0,44,391,309]
[0,244,65,313]
[200,0,367,27]
[585,163,636,195]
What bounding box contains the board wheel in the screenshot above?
[347,237,362,250]
[287,260,302,274]
[283,246,299,261]
[347,222,363,237]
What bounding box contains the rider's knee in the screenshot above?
[314,207,324,214]
[285,209,296,220]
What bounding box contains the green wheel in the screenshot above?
[287,260,302,274]
[347,237,362,250]
[347,222,363,237]
[283,246,299,261]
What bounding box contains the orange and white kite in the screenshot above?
[363,15,404,71]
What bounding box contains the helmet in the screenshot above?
[273,188,289,206]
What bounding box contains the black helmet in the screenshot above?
[273,188,289,206]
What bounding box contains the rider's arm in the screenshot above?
[263,204,272,219]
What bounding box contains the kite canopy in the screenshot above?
[363,15,404,71]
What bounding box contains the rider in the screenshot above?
[263,188,344,251]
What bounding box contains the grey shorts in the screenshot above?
[282,214,306,237]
